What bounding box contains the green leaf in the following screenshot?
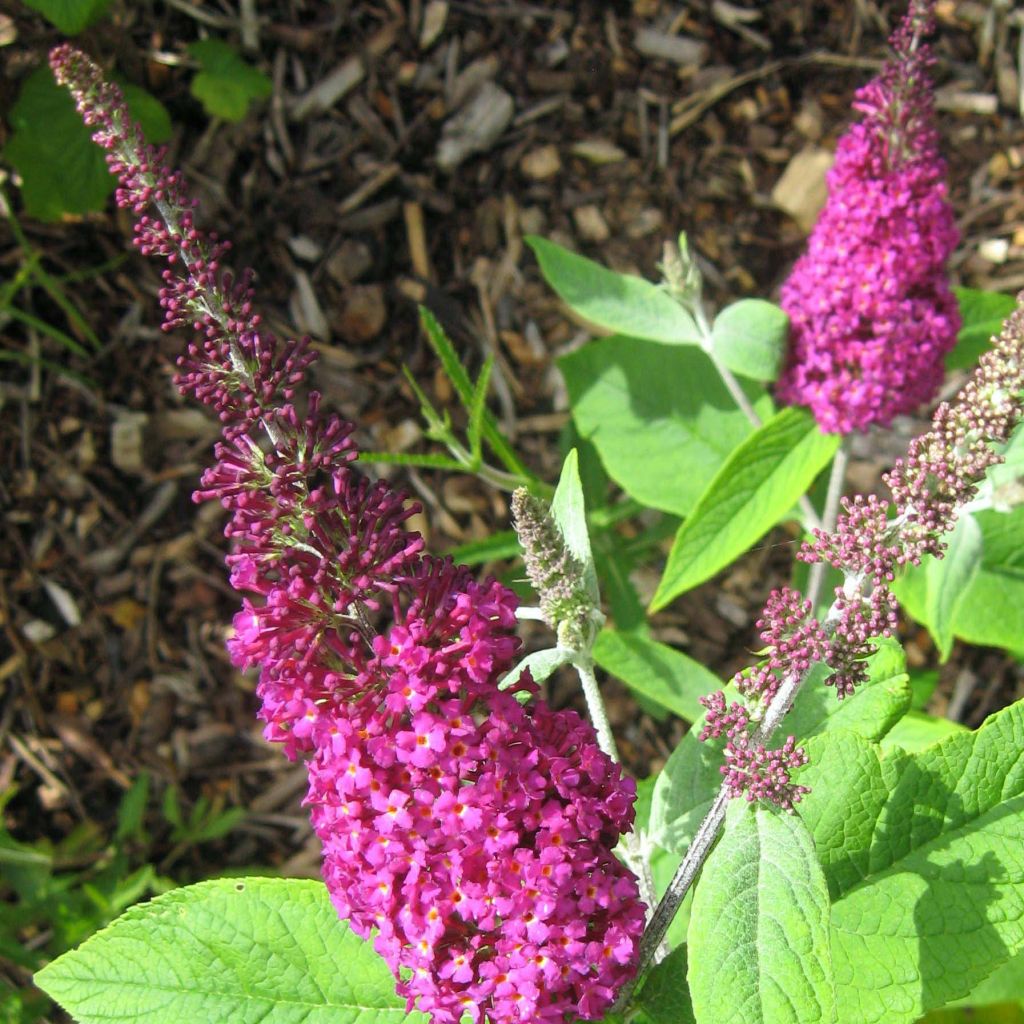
[650,640,910,855]
[446,529,521,565]
[550,449,599,604]
[796,730,889,898]
[501,647,569,688]
[951,948,1024,1009]
[35,877,425,1024]
[894,506,1024,656]
[527,236,701,345]
[635,944,696,1024]
[114,772,150,844]
[688,802,836,1024]
[467,356,494,462]
[710,299,789,382]
[592,629,718,722]
[419,308,530,479]
[5,69,171,222]
[878,710,967,754]
[925,513,983,661]
[188,39,272,122]
[784,637,911,745]
[559,336,772,516]
[356,451,464,470]
[830,700,1024,1023]
[22,0,111,33]
[650,407,839,609]
[947,288,1018,371]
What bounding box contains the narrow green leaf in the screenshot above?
[419,308,530,479]
[188,39,272,122]
[925,513,983,661]
[467,355,494,462]
[688,802,836,1024]
[527,236,701,344]
[711,298,789,382]
[947,287,1018,371]
[356,450,464,470]
[592,630,717,722]
[4,304,92,357]
[446,529,521,565]
[651,407,840,610]
[114,772,150,844]
[35,877,425,1024]
[830,700,1024,1023]
[559,336,771,516]
[550,449,599,604]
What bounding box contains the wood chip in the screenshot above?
[110,411,150,475]
[337,285,387,343]
[633,26,708,67]
[570,138,627,164]
[290,270,330,340]
[520,144,562,180]
[771,146,834,233]
[337,162,400,216]
[326,239,374,285]
[572,204,610,242]
[436,81,514,172]
[404,201,433,282]
[419,0,448,49]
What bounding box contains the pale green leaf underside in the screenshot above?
[35,877,423,1024]
[550,448,600,603]
[526,235,700,344]
[688,803,836,1024]
[831,701,1024,1024]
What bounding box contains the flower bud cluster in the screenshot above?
[51,44,644,1022]
[777,0,960,434]
[511,489,599,651]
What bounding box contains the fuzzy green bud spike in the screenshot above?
[511,488,600,651]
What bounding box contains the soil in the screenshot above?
[2,0,1024,1010]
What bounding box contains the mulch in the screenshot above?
[2,0,1024,1000]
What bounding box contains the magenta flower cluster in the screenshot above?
[50,44,644,1023]
[777,0,960,434]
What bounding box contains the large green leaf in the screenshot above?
[651,407,839,609]
[796,730,889,899]
[894,506,1024,656]
[650,642,910,855]
[925,513,983,661]
[5,68,170,222]
[634,944,696,1024]
[35,877,424,1024]
[947,288,1018,371]
[559,336,771,516]
[22,0,111,33]
[527,236,701,344]
[688,803,836,1024]
[830,701,1024,1023]
[592,629,719,722]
